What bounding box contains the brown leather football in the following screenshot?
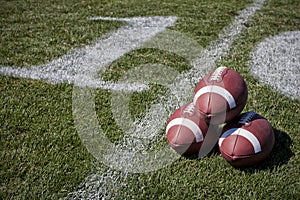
[193,66,248,124]
[166,102,208,155]
[218,111,275,167]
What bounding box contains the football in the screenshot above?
[193,66,248,124]
[218,111,275,167]
[166,102,208,155]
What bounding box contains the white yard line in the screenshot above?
[172,0,266,101]
[0,16,177,92]
[69,0,266,199]
[250,31,300,99]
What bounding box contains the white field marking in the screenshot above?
[219,128,262,153]
[77,1,263,175]
[123,0,265,159]
[79,0,265,181]
[70,0,266,198]
[250,31,300,99]
[170,0,266,104]
[110,64,180,139]
[193,85,237,109]
[0,0,266,197]
[166,118,204,143]
[0,16,177,92]
[191,0,266,158]
[67,164,130,199]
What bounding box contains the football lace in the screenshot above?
[184,103,195,115]
[239,111,257,124]
[210,66,227,81]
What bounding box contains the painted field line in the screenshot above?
[171,0,266,101]
[134,0,266,159]
[124,0,266,145]
[69,0,266,198]
[250,30,300,99]
[0,16,177,92]
[191,0,266,158]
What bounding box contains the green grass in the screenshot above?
[0,78,95,199]
[1,0,299,199]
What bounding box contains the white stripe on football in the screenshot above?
[166,117,203,143]
[219,128,261,153]
[193,85,237,109]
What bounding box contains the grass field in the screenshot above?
[1,0,299,199]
